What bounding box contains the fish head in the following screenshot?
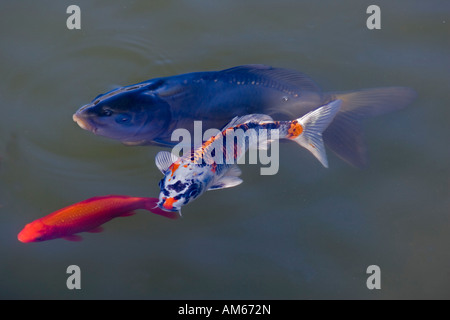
[157,165,206,212]
[17,220,52,243]
[73,80,171,145]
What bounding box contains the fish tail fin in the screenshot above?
[292,100,342,168]
[323,87,417,168]
[142,198,179,220]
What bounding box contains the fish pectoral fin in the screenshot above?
[226,164,242,177]
[152,138,175,147]
[155,151,180,174]
[87,226,104,233]
[119,211,136,217]
[63,235,83,242]
[149,82,185,98]
[208,176,243,190]
[208,166,243,190]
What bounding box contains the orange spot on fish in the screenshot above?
[163,197,178,210]
[168,162,180,177]
[191,135,218,164]
[287,121,303,138]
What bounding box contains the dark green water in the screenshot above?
[0,0,449,299]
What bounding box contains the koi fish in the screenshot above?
[73,64,416,168]
[155,100,341,213]
[18,195,178,243]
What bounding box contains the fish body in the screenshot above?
[73,64,416,168]
[155,100,342,213]
[18,195,177,243]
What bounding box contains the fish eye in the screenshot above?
[187,185,200,198]
[100,107,113,117]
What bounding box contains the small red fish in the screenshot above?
[18,195,178,243]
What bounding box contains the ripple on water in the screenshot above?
[2,30,179,204]
[2,30,178,162]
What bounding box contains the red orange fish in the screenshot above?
[18,195,177,243]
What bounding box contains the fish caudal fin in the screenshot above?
[143,198,179,220]
[323,87,417,168]
[293,100,342,168]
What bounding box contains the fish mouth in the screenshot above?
[158,197,180,212]
[17,230,33,243]
[72,113,98,134]
[17,232,27,243]
[158,205,179,213]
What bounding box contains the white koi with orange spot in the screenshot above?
[155,100,342,213]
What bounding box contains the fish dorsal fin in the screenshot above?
[155,151,180,174]
[208,165,243,190]
[222,114,274,130]
[221,115,277,152]
[220,64,321,92]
